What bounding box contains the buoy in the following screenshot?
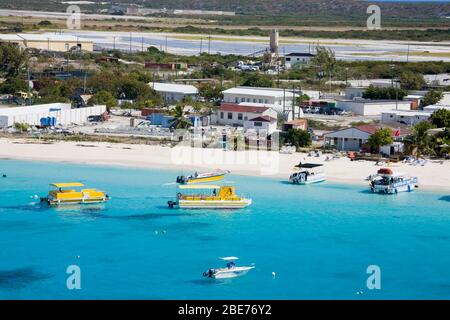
[272,272,276,278]
[77,255,81,259]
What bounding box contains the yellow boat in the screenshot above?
[41,182,109,206]
[176,170,229,185]
[168,185,252,209]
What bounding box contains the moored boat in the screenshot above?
[176,170,229,184]
[289,163,326,185]
[168,185,252,209]
[369,168,418,194]
[41,182,109,205]
[203,257,255,279]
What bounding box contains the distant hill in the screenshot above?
[0,0,448,24]
[137,0,450,18]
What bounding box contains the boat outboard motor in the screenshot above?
[168,201,175,209]
[203,269,214,278]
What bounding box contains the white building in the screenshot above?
[215,103,278,127]
[243,115,278,134]
[344,80,400,100]
[284,53,315,69]
[149,82,199,103]
[0,33,93,52]
[381,110,432,126]
[423,104,450,112]
[222,87,295,111]
[0,103,106,128]
[336,99,411,116]
[324,125,404,153]
[221,86,306,120]
[424,74,450,87]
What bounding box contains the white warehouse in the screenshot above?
[381,110,433,126]
[0,103,107,128]
[149,82,198,103]
[336,99,411,116]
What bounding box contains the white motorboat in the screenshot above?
[289,163,326,185]
[203,257,255,279]
[369,168,418,194]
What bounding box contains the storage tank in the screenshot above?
[269,29,279,54]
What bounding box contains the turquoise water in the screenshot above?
[0,159,449,300]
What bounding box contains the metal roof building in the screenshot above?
[149,82,199,103]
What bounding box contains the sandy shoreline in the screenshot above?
[1,138,449,192]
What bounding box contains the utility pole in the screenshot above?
[200,38,203,54]
[83,71,87,93]
[406,44,410,63]
[345,67,349,87]
[208,35,211,55]
[292,85,296,120]
[277,62,280,88]
[165,36,168,52]
[141,36,144,52]
[27,66,31,105]
[113,36,116,50]
[129,32,132,53]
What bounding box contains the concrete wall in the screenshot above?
[0,104,106,127]
[24,40,93,52]
[337,100,411,116]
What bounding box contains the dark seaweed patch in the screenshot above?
[0,267,52,289]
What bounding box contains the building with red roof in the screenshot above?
[215,102,278,128]
[323,124,408,153]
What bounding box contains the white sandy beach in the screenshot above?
[1,138,449,192]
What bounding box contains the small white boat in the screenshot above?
[289,163,326,185]
[369,168,418,194]
[203,257,255,279]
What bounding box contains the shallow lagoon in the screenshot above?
[0,159,449,299]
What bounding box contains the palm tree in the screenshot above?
[169,104,192,129]
[404,121,434,157]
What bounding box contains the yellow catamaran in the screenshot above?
[168,185,252,209]
[41,182,109,206]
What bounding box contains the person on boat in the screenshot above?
[213,189,217,196]
[226,261,236,269]
[194,172,198,178]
